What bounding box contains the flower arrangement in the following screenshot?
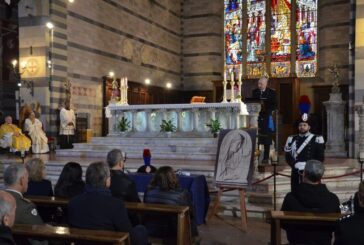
[160,119,176,132]
[143,149,151,157]
[143,149,151,166]
[206,119,221,138]
[118,116,130,132]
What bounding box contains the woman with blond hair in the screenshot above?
[24,158,53,222]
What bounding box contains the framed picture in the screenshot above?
[214,129,257,187]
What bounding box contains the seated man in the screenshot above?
[334,181,364,245]
[107,149,140,202]
[281,160,340,245]
[68,161,147,245]
[0,116,31,153]
[0,190,17,244]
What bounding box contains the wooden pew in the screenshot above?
[270,210,343,245]
[13,224,130,244]
[27,195,192,245]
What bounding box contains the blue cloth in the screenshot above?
[128,173,210,225]
[268,115,275,131]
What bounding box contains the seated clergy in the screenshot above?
[24,112,49,154]
[334,181,364,245]
[0,116,31,153]
[281,160,340,245]
[68,161,148,245]
[0,190,17,245]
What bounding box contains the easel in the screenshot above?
[207,185,248,232]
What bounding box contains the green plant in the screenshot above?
[160,119,176,132]
[118,117,130,132]
[206,119,221,136]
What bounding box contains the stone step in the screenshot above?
[55,149,217,160]
[72,144,217,154]
[91,137,218,145]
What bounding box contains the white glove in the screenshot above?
[294,162,306,171]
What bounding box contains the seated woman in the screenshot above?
[24,112,49,154]
[55,162,85,198]
[143,166,198,243]
[0,115,31,153]
[24,158,54,222]
[54,162,85,224]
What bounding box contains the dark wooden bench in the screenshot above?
[13,223,130,244]
[270,210,343,245]
[27,195,192,245]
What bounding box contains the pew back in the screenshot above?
[270,210,343,245]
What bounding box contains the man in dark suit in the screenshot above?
[284,113,325,191]
[281,160,340,245]
[252,75,277,164]
[107,149,140,202]
[68,161,147,245]
[335,181,364,245]
[0,190,16,245]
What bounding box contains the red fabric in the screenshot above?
[299,95,311,105]
[143,149,151,157]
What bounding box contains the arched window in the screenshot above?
[224,0,318,79]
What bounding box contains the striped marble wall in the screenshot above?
[182,0,223,90]
[355,0,364,157]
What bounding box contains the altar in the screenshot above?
[106,102,261,137]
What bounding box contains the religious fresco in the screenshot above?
[271,0,291,77]
[246,0,266,78]
[296,0,317,77]
[224,0,243,78]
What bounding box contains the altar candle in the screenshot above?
[230,70,234,81]
[125,77,128,87]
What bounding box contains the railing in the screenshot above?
[106,102,261,137]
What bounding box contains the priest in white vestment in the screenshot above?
[24,112,49,154]
[60,100,76,149]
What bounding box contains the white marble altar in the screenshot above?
[324,93,346,157]
[106,102,260,137]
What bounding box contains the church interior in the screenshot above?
[0,0,363,244]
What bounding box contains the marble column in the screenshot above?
[246,103,261,128]
[145,110,152,132]
[324,93,347,157]
[192,109,199,132]
[355,104,364,157]
[131,110,137,132]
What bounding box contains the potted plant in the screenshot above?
[206,119,221,138]
[118,116,130,133]
[160,119,176,137]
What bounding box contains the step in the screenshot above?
[91,137,218,145]
[55,149,217,160]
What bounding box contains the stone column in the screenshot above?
[234,107,240,129]
[192,109,199,132]
[355,104,364,156]
[175,109,182,132]
[145,110,152,132]
[209,108,216,121]
[324,93,347,157]
[131,110,137,132]
[246,103,261,128]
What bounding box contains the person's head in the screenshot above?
[57,162,83,185]
[26,158,46,182]
[0,191,16,228]
[65,100,70,110]
[148,166,179,191]
[303,160,325,184]
[358,181,364,207]
[4,164,29,193]
[5,116,12,124]
[106,149,125,170]
[86,161,110,189]
[298,113,311,134]
[29,111,35,120]
[257,76,268,90]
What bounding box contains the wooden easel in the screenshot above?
[207,185,248,232]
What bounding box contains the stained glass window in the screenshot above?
[224,0,243,79]
[246,0,266,78]
[223,0,318,79]
[296,0,317,77]
[271,0,291,77]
